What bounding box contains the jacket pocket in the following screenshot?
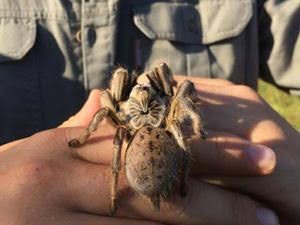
[0,18,37,62]
[0,17,41,144]
[132,0,253,79]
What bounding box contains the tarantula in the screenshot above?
[69,63,206,215]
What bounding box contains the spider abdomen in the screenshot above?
[125,127,180,202]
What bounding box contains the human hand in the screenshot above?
[181,76,299,225]
[0,90,165,225]
[0,89,276,225]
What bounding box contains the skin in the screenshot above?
[1,76,295,224]
[0,91,164,225]
[180,77,300,225]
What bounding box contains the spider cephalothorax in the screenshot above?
[69,62,206,215]
[126,84,167,130]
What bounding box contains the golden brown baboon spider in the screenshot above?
[69,63,206,215]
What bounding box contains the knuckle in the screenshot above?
[224,80,234,85]
[233,85,260,100]
[32,128,69,150]
[61,115,76,127]
[31,129,57,146]
[214,79,234,86]
[32,129,53,140]
[213,135,225,164]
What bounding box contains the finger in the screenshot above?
[190,130,276,175]
[65,163,276,225]
[199,175,280,208]
[175,75,234,87]
[195,84,291,143]
[28,127,277,225]
[65,127,276,176]
[67,214,166,225]
[60,89,102,128]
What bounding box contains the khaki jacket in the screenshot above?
[0,0,299,143]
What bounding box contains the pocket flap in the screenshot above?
[133,1,253,44]
[0,18,36,62]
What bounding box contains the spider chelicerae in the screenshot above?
[69,63,206,215]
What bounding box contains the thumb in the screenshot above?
[60,89,102,128]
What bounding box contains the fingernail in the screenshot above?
[246,144,276,174]
[256,207,279,225]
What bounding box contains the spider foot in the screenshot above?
[110,200,118,216]
[68,139,81,147]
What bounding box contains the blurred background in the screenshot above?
[258,80,300,131]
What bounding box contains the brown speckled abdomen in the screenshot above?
[125,126,180,200]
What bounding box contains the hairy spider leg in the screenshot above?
[166,80,206,196]
[110,126,127,216]
[68,107,123,147]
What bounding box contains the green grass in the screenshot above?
[258,79,300,131]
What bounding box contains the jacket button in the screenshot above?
[76,30,82,43]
